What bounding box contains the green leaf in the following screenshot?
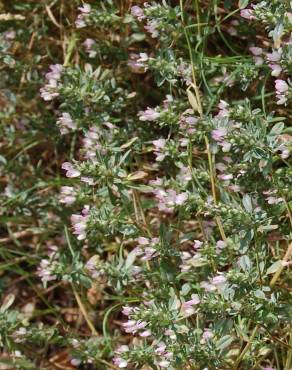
[128,184,153,193]
[239,255,252,272]
[257,224,278,233]
[235,323,249,342]
[254,289,266,299]
[266,260,282,275]
[270,122,284,136]
[131,33,146,42]
[216,335,233,350]
[0,294,15,313]
[120,137,138,149]
[239,229,254,253]
[181,283,191,296]
[238,0,249,9]
[125,249,137,269]
[242,194,253,213]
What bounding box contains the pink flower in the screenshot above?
[128,57,146,72]
[185,116,197,125]
[200,281,216,292]
[37,259,57,284]
[139,107,160,121]
[138,236,149,245]
[177,167,192,183]
[221,141,231,152]
[154,189,188,213]
[216,240,226,249]
[181,295,200,316]
[41,64,63,101]
[113,357,128,368]
[57,112,77,134]
[137,52,149,63]
[249,47,263,56]
[240,9,254,20]
[75,17,86,28]
[4,30,16,40]
[81,176,94,185]
[145,20,159,38]
[280,148,289,159]
[212,275,227,285]
[122,319,147,334]
[219,100,229,110]
[180,138,189,147]
[216,100,230,118]
[70,207,89,240]
[193,240,203,250]
[131,6,145,20]
[153,138,167,161]
[276,95,288,105]
[223,156,232,163]
[153,138,166,149]
[70,358,81,366]
[155,343,166,355]
[266,196,283,205]
[275,80,289,105]
[122,306,133,316]
[229,184,241,192]
[135,320,147,330]
[149,177,163,187]
[45,64,63,81]
[216,162,227,172]
[61,162,80,178]
[116,345,129,354]
[141,247,159,261]
[59,186,76,205]
[135,236,159,258]
[183,294,200,307]
[275,79,289,93]
[83,38,96,58]
[218,173,233,181]
[202,328,214,341]
[211,128,227,142]
[165,329,176,339]
[176,192,188,205]
[122,319,136,331]
[78,3,91,13]
[84,38,95,49]
[269,64,282,77]
[139,329,151,337]
[128,52,148,73]
[266,51,281,62]
[40,88,59,101]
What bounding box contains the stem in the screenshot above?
[180,0,203,117]
[283,196,292,227]
[205,136,217,204]
[97,358,120,370]
[63,33,77,67]
[233,325,258,369]
[285,333,292,370]
[193,0,201,36]
[72,283,98,336]
[270,242,292,288]
[181,0,226,244]
[215,216,227,241]
[205,136,227,241]
[134,190,151,237]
